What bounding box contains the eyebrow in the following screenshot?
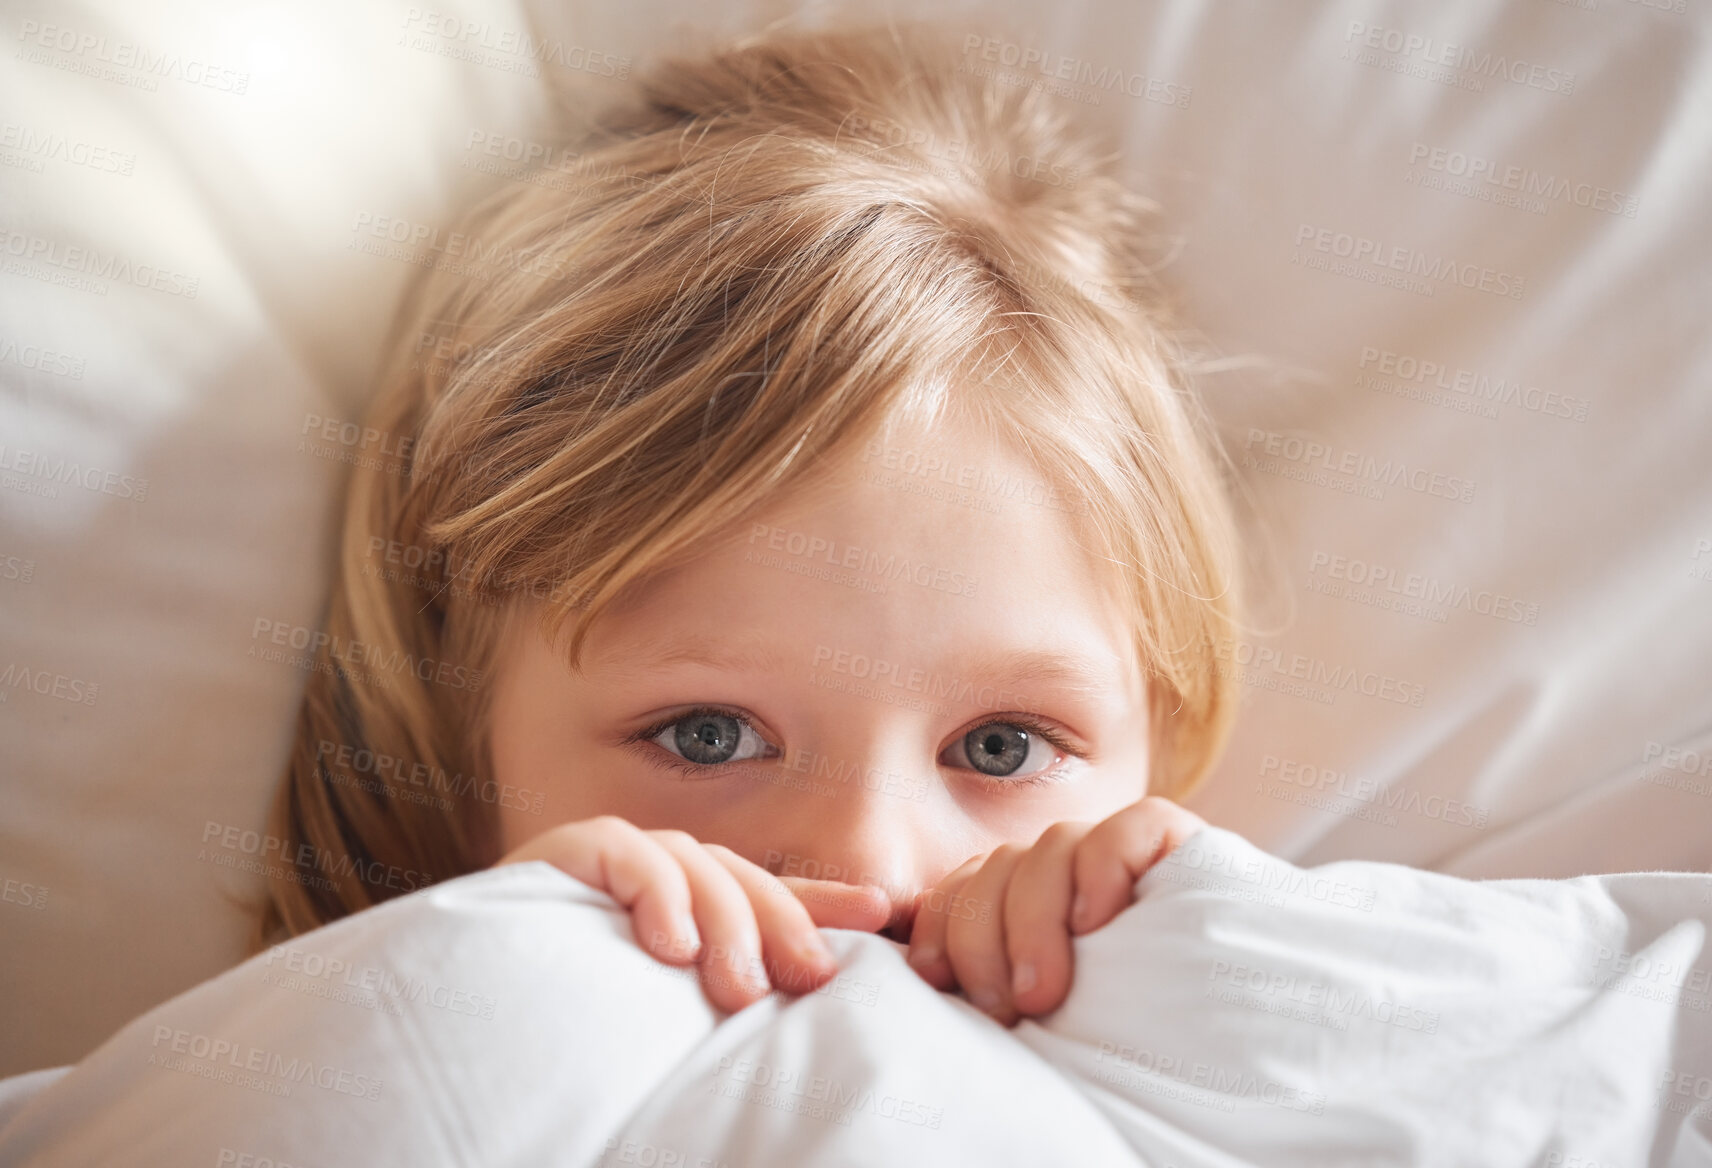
[605,634,1115,698]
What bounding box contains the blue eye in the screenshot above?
[640,707,777,771]
[627,706,1080,786]
[944,720,1064,779]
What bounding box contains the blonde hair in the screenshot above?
[256,17,1243,947]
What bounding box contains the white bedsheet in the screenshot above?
[1,826,1708,1167]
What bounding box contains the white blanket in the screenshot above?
[5,0,1712,1082]
[1,827,1709,1167]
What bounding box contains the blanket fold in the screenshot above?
[1,827,1708,1167]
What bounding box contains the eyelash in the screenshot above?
[622,706,779,780]
[622,704,1085,788]
[947,712,1085,789]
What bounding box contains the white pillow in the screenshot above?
[2,0,1708,1080]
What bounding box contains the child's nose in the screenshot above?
[773,764,933,915]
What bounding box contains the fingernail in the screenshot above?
[1012,961,1037,995]
[1070,893,1088,931]
[970,986,1003,1012]
[675,912,702,954]
[908,943,940,968]
[798,932,833,965]
[742,952,771,991]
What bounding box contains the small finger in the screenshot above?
[905,854,985,993]
[501,818,702,967]
[778,877,893,934]
[1004,820,1094,1018]
[945,845,1027,1026]
[1071,797,1209,936]
[648,832,773,1012]
[708,848,840,998]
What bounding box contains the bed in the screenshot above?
[1,0,1709,1161]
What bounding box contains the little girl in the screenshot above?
[258,18,1242,1030]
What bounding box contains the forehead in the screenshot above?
[575,407,1142,702]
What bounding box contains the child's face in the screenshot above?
[487,407,1152,917]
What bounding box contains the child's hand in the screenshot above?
[497,816,892,1013]
[902,796,1207,1027]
